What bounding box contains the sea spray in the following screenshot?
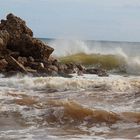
[48,39,140,75]
[49,39,127,57]
[1,74,140,92]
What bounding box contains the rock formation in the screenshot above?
[0,13,54,60]
[0,13,108,77]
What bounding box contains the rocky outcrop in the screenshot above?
[13,34,54,60]
[0,13,108,77]
[0,13,54,60]
[0,13,33,46]
[0,13,54,75]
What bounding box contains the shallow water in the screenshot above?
[0,74,140,140]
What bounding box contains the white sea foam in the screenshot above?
[0,74,140,93]
[49,39,126,57]
[49,39,140,75]
[0,74,139,139]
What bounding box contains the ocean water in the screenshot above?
[0,39,140,140]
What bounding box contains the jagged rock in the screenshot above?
[27,62,41,70]
[10,51,20,58]
[0,13,33,46]
[48,56,58,65]
[58,64,68,73]
[14,34,54,60]
[66,63,77,74]
[76,64,85,72]
[0,13,54,60]
[5,56,27,73]
[86,68,108,77]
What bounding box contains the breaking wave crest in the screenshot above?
[60,53,140,75]
[49,39,140,75]
[2,75,140,92]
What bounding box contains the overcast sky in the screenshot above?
[1,0,140,41]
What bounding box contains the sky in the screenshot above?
[1,0,140,42]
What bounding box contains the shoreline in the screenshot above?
[0,13,108,78]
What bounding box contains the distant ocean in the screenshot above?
[0,38,140,140]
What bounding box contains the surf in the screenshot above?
[48,39,140,75]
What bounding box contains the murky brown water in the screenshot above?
[0,74,140,140]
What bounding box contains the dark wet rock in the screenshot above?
[10,51,20,58]
[47,65,58,72]
[77,70,84,76]
[48,56,59,65]
[58,64,67,72]
[76,64,85,72]
[86,68,108,77]
[0,59,8,72]
[58,72,73,78]
[5,56,27,73]
[27,62,44,71]
[66,63,77,74]
[48,70,58,76]
[12,34,54,60]
[66,63,76,69]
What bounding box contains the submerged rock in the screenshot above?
[86,67,108,77]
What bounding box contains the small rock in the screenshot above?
[76,64,85,72]
[5,56,27,73]
[28,56,34,62]
[10,51,20,58]
[17,56,27,65]
[0,13,54,60]
[86,67,108,77]
[0,59,8,71]
[47,65,58,72]
[58,64,67,73]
